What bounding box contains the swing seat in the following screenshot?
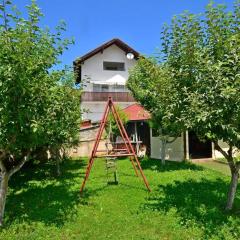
[105,157,118,184]
[105,157,117,172]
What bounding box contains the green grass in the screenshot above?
[196,160,231,176]
[0,158,240,240]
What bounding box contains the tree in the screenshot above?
[128,1,240,210]
[0,0,80,225]
[43,72,81,176]
[128,58,182,164]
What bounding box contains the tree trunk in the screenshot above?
[226,170,239,211]
[0,172,9,226]
[161,138,167,165]
[55,148,61,176]
[214,142,239,211]
[0,151,30,226]
[49,147,61,176]
[56,156,61,176]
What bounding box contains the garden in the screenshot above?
[0,157,239,240]
[0,1,240,239]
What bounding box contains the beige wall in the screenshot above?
[70,139,108,158]
[150,129,185,161]
[68,125,111,157]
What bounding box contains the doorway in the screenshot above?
[188,131,212,159]
[126,121,151,155]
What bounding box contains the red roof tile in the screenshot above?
[123,104,151,121]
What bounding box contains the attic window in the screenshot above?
[103,61,125,71]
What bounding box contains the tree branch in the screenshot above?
[227,145,233,158]
[166,136,178,144]
[2,0,9,31]
[214,141,229,159]
[236,161,240,172]
[0,151,7,172]
[8,151,31,177]
[215,142,238,173]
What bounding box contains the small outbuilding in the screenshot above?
[123,104,151,156]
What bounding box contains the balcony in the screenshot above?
[81,91,135,102]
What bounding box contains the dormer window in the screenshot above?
[103,61,125,71]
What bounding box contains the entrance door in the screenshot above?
[189,131,212,159]
[126,121,151,155]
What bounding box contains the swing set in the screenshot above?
[80,97,151,193]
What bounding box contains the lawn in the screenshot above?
[196,160,231,176]
[0,157,240,240]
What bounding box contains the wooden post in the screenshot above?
[185,131,190,160]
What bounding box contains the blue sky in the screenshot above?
[17,0,234,67]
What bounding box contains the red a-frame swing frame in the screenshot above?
[80,97,151,193]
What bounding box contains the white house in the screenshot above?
[73,38,231,161]
[74,38,138,122]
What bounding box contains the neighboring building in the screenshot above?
[74,38,138,122]
[73,38,233,161]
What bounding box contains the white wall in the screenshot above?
[81,101,134,122]
[81,44,137,122]
[213,140,240,159]
[150,130,239,161]
[81,44,137,91]
[150,130,185,161]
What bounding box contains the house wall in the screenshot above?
[81,101,134,122]
[150,129,239,161]
[80,44,137,122]
[69,125,111,157]
[81,44,137,90]
[150,129,185,161]
[213,140,240,159]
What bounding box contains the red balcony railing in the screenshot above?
[81,92,135,102]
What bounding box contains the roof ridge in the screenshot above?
[74,38,140,64]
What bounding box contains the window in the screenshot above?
[93,84,109,92]
[113,85,125,92]
[103,61,125,71]
[101,85,109,92]
[93,84,101,92]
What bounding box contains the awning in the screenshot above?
[91,74,126,85]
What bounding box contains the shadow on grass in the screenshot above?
[143,178,240,237]
[11,158,86,186]
[5,158,87,227]
[140,158,204,172]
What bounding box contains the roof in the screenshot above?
[73,38,140,83]
[74,38,139,64]
[123,104,151,121]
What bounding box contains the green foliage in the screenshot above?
[0,0,80,158]
[106,105,128,138]
[0,0,81,224]
[158,1,240,149]
[128,57,182,137]
[128,0,240,209]
[0,158,239,239]
[128,1,240,149]
[43,71,81,150]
